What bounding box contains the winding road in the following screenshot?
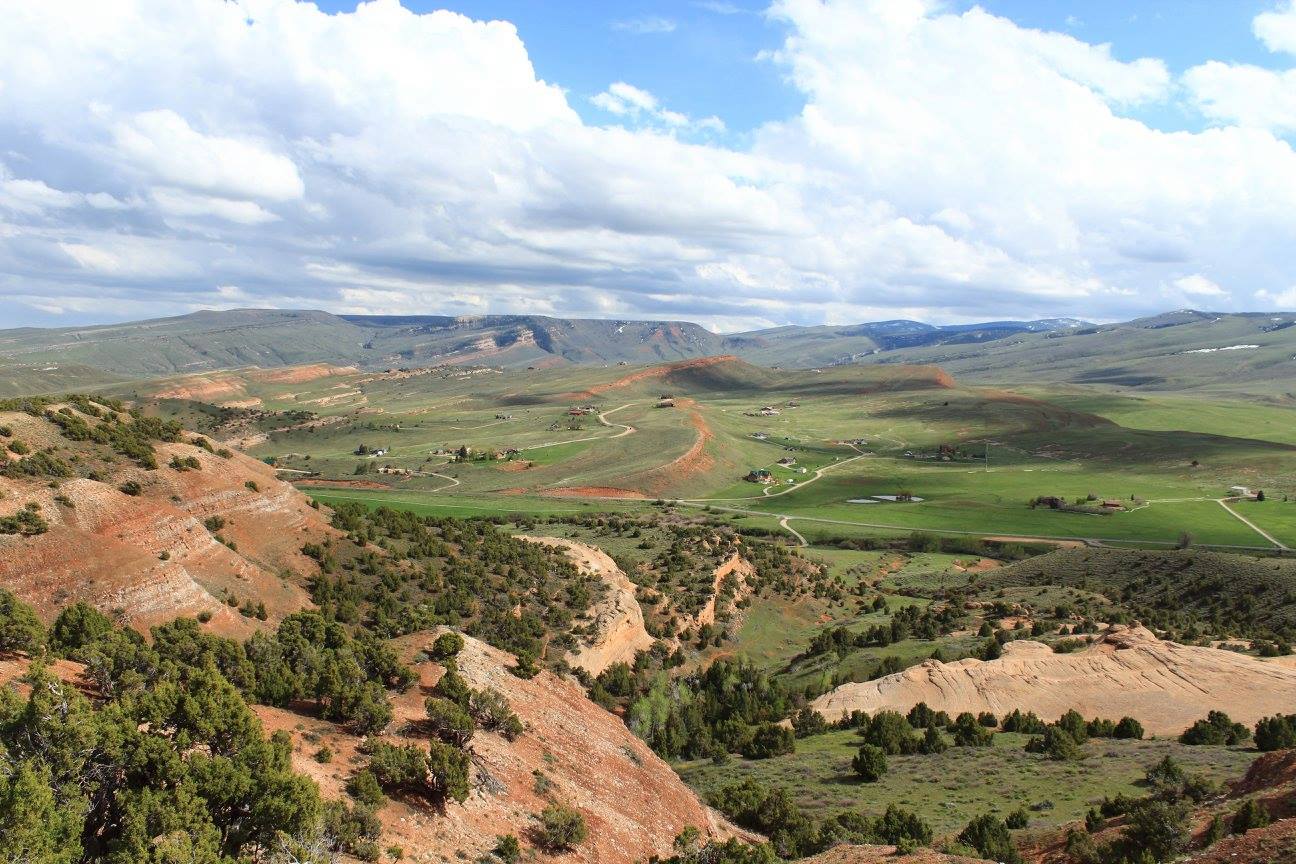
[520,403,637,452]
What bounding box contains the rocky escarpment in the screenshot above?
[812,625,1296,736]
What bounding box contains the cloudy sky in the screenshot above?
[4,0,1296,331]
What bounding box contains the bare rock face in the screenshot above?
[812,624,1296,735]
[262,632,738,864]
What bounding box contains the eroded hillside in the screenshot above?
[811,625,1296,736]
[0,395,328,635]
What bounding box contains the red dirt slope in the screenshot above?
[567,355,744,399]
[260,631,740,863]
[801,844,989,864]
[0,407,330,637]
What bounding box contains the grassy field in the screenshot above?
[1024,389,1296,447]
[678,730,1259,837]
[305,489,649,518]
[117,357,1296,550]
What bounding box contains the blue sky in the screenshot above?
[310,0,1287,138]
[4,0,1296,330]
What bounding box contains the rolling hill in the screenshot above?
[6,308,1296,398]
[872,310,1296,395]
[0,309,1082,385]
[724,318,1087,368]
[0,309,729,379]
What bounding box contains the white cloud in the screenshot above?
[2,0,1296,330]
[150,187,279,225]
[1255,285,1296,308]
[0,168,130,215]
[113,110,304,202]
[1184,63,1296,132]
[1183,3,1296,133]
[1171,274,1226,297]
[0,178,81,214]
[1256,1,1296,55]
[592,82,726,133]
[611,17,677,34]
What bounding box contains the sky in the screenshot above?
[4,1,1296,331]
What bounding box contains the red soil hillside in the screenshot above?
[567,355,773,399]
[0,639,741,864]
[146,362,357,401]
[0,403,329,636]
[259,631,742,863]
[802,844,989,864]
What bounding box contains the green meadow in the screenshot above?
[123,357,1296,551]
[677,730,1258,838]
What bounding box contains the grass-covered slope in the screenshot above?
[870,310,1296,395]
[0,308,730,377]
[984,547,1296,643]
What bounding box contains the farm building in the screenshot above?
[656,397,675,408]
[777,456,796,466]
[1229,485,1253,497]
[1101,499,1124,510]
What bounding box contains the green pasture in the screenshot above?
[678,730,1258,837]
[304,489,648,518]
[1028,390,1296,447]
[729,459,1283,548]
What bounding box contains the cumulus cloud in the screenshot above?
[1171,274,1226,297]
[1184,2,1296,133]
[1256,1,1296,55]
[592,82,725,132]
[1256,286,1296,308]
[2,0,1296,329]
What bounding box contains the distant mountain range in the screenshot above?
[0,308,1085,375]
[3,307,1296,396]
